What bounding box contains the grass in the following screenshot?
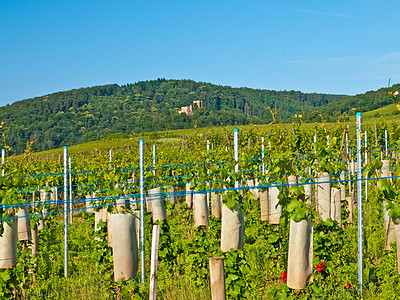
[363,103,400,119]
[23,183,399,299]
[26,217,115,299]
[3,102,400,299]
[8,106,398,162]
[7,140,400,299]
[12,121,357,159]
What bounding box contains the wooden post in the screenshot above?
[29,225,38,282]
[149,225,160,300]
[347,195,353,225]
[209,257,226,300]
[375,124,378,146]
[340,129,346,152]
[348,165,352,214]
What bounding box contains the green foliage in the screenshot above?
[157,220,181,269]
[377,165,400,222]
[321,83,400,120]
[0,79,359,155]
[223,249,251,299]
[104,132,130,140]
[313,219,343,264]
[222,190,243,210]
[2,110,400,299]
[0,269,14,298]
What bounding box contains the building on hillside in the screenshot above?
[178,105,193,116]
[193,100,203,108]
[178,100,203,116]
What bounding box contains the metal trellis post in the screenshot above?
[356,113,363,296]
[139,140,145,284]
[385,129,388,157]
[152,145,156,177]
[109,148,113,169]
[364,131,368,202]
[63,146,68,278]
[1,148,4,177]
[69,157,72,224]
[207,140,210,209]
[234,129,239,189]
[261,137,265,175]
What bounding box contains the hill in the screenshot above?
[363,103,400,119]
[0,79,349,154]
[316,83,400,119]
[0,79,398,155]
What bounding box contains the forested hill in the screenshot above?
[317,83,400,118]
[0,79,395,154]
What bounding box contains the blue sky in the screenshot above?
[1,0,399,106]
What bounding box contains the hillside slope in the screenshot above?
[0,79,350,154]
[317,84,400,119]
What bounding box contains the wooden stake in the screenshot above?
[149,225,160,300]
[348,193,354,225]
[209,257,226,300]
[340,129,346,152]
[29,225,38,282]
[115,287,121,300]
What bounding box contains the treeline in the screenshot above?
[318,84,400,119]
[0,79,396,154]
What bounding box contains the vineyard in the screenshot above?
[1,115,400,299]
